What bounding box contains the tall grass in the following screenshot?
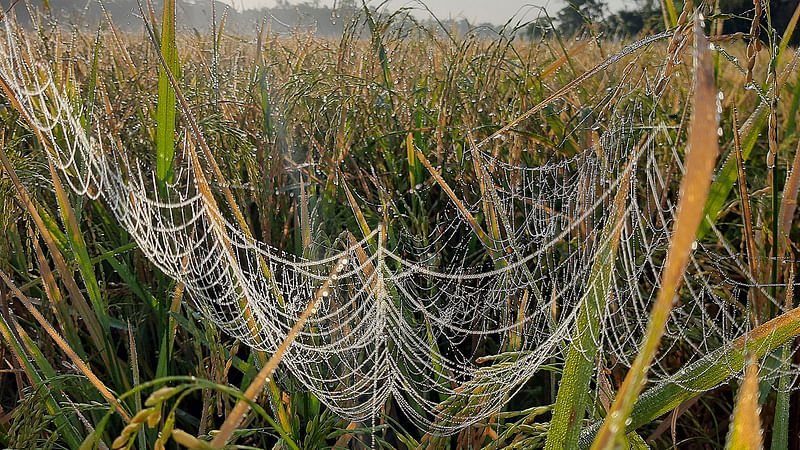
[1,1,800,449]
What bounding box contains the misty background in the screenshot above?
[7,0,796,43]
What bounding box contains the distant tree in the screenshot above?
[717,0,798,45]
[607,0,664,38]
[525,16,554,40]
[557,0,606,36]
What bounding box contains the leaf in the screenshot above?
[546,157,633,450]
[697,108,766,241]
[591,17,719,449]
[0,269,131,421]
[0,307,83,448]
[155,0,178,194]
[0,136,107,366]
[771,266,794,450]
[49,161,111,334]
[579,304,800,447]
[725,357,764,450]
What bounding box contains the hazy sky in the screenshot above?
[219,0,628,25]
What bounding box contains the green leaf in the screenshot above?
[579,305,800,448]
[546,161,632,450]
[0,312,82,448]
[156,0,178,194]
[696,108,767,241]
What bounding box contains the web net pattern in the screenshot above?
[0,17,796,434]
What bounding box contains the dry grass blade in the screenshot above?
[209,261,346,448]
[540,38,592,79]
[185,134,267,349]
[591,15,719,449]
[342,176,373,239]
[47,158,111,333]
[414,146,492,247]
[136,0,286,313]
[724,357,763,450]
[299,172,311,250]
[733,107,759,279]
[0,269,131,422]
[779,137,800,258]
[28,226,71,340]
[347,231,377,294]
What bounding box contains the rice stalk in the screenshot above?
[591,16,719,449]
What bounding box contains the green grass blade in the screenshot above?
[697,108,767,240]
[1,269,132,421]
[663,0,677,27]
[545,161,632,450]
[0,309,82,448]
[156,0,178,194]
[49,162,111,334]
[772,342,791,450]
[579,305,800,447]
[771,268,793,450]
[786,69,800,137]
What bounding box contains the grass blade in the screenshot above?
[0,302,82,448]
[0,269,131,421]
[580,303,800,447]
[724,357,763,450]
[732,107,758,278]
[771,265,793,450]
[0,136,108,365]
[591,16,719,449]
[545,159,632,450]
[155,0,178,194]
[414,146,491,247]
[48,160,111,334]
[29,225,85,357]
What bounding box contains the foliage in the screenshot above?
[0,0,800,449]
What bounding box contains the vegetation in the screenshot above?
[1,0,800,449]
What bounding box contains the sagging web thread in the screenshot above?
[0,17,796,434]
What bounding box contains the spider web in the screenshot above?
[0,13,796,435]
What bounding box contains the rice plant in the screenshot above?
[1,0,799,449]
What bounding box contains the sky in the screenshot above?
[220,0,628,25]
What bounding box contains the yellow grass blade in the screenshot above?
[724,357,764,450]
[591,16,719,449]
[414,146,492,247]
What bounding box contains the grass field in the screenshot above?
[1,1,800,449]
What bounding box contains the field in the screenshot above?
[1,1,800,449]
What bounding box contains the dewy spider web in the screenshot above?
[0,15,797,435]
